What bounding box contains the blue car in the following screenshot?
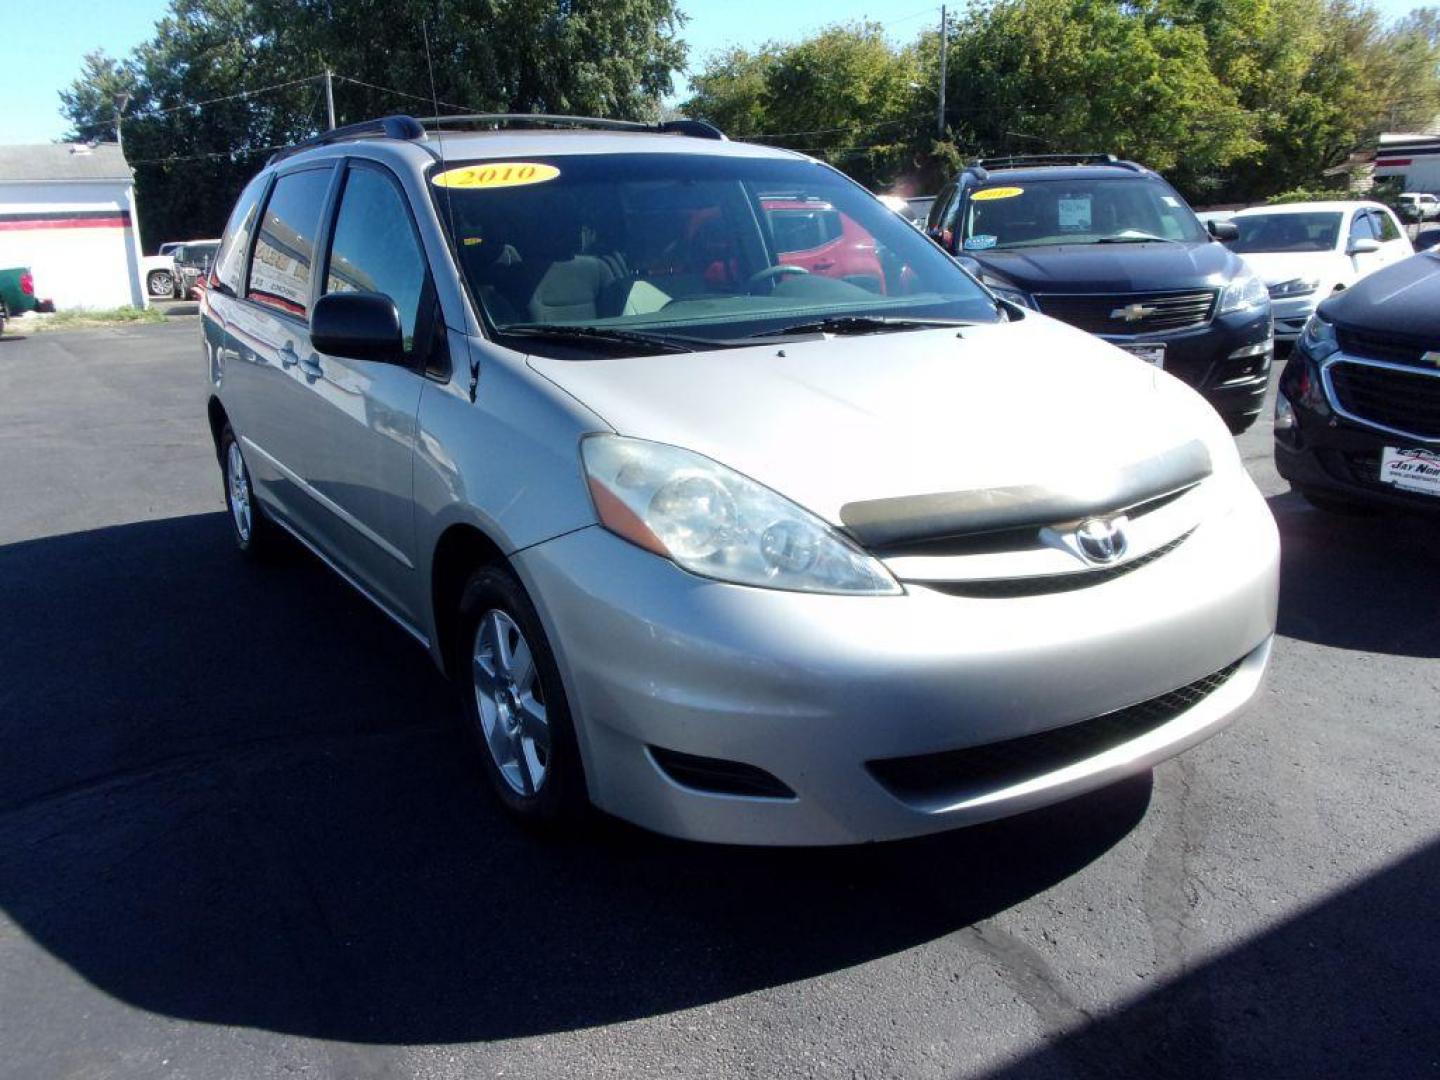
[927,154,1274,433]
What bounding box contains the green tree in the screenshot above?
[61,0,688,250]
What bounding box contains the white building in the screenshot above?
[1372,131,1440,195]
[0,143,145,310]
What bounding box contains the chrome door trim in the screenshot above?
[1320,354,1440,445]
[240,435,417,568]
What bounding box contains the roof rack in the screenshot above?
[418,113,726,140]
[268,114,426,165]
[970,153,1123,171]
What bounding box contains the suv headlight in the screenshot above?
[1268,277,1320,299]
[1218,272,1269,314]
[581,435,902,595]
[1297,312,1339,361]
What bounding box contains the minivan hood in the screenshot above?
[969,240,1238,294]
[527,314,1223,527]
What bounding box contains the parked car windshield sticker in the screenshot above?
[963,234,998,250]
[431,163,561,189]
[972,186,1024,201]
[1058,196,1092,231]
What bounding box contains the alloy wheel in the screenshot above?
[226,441,253,544]
[471,609,551,796]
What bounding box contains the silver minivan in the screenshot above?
[203,115,1279,845]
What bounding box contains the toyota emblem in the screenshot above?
[1075,516,1128,564]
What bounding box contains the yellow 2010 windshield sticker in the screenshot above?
[431,163,560,189]
[972,186,1024,201]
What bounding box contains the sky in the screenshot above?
[0,0,1427,145]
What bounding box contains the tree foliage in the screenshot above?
[683,0,1440,204]
[61,0,687,250]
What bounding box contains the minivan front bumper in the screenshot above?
[513,479,1279,845]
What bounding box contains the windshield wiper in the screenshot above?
[499,324,700,354]
[1094,234,1180,244]
[747,315,973,339]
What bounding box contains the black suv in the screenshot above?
[1274,250,1440,515]
[927,154,1273,433]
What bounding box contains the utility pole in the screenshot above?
[325,70,337,131]
[114,91,132,157]
[937,5,948,137]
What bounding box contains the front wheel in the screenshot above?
[456,565,587,828]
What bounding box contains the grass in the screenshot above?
[22,306,168,333]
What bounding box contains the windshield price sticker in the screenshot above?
[432,163,561,189]
[1379,446,1440,497]
[972,186,1024,202]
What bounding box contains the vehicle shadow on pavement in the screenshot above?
[1268,490,1439,658]
[0,512,1151,1044]
[983,837,1440,1079]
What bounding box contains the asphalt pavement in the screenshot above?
[0,322,1436,1079]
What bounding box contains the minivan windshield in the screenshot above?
[961,177,1208,251]
[1228,212,1343,253]
[431,153,1000,350]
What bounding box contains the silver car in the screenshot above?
[203,114,1279,845]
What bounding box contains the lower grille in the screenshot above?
[1034,290,1217,334]
[1328,360,1440,439]
[649,746,795,799]
[867,660,1242,802]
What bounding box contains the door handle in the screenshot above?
[812,260,836,271]
[279,342,300,368]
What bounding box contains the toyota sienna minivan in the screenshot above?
[202,114,1279,845]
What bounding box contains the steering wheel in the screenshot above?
[745,264,810,292]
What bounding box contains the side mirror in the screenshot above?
[1347,238,1381,255]
[1207,220,1239,241]
[311,291,405,363]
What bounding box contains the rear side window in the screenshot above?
[324,165,428,352]
[212,174,268,295]
[247,168,332,318]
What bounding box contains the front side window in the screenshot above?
[1231,212,1344,253]
[1348,211,1378,244]
[432,153,997,353]
[1374,209,1402,242]
[247,167,332,318]
[325,165,427,352]
[960,177,1208,250]
[213,175,268,294]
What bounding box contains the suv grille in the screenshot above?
[867,660,1242,804]
[1336,326,1438,369]
[1034,290,1217,335]
[1328,360,1440,439]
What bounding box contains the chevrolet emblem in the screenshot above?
[1111,303,1156,322]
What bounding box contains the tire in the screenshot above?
[147,270,173,298]
[455,564,587,828]
[1297,487,1382,517]
[219,424,279,557]
[0,300,7,338]
[1224,412,1259,435]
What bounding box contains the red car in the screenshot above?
[763,198,886,290]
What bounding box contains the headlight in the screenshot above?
[1297,312,1338,361]
[1267,277,1320,299]
[978,276,1034,309]
[1218,272,1269,314]
[581,435,902,595]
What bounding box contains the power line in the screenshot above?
[332,74,477,115]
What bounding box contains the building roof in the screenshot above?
[0,142,132,184]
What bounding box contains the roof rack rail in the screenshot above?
[268,114,426,165]
[419,113,726,140]
[970,153,1120,170]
